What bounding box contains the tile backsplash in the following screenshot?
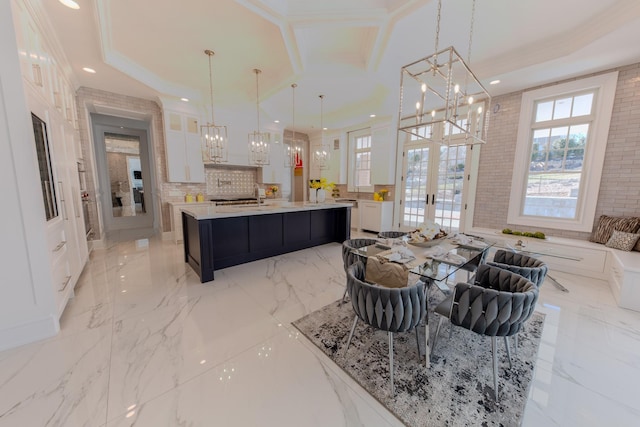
[206,167,257,198]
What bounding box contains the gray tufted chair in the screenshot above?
[340,238,378,302]
[432,264,538,401]
[377,231,408,239]
[487,250,548,288]
[345,261,427,396]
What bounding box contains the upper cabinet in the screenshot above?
[163,108,206,183]
[11,0,78,130]
[370,123,396,185]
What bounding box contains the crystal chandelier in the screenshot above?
[200,50,228,163]
[313,95,330,169]
[285,84,303,168]
[398,0,490,146]
[248,68,271,165]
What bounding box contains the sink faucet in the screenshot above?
[254,183,262,205]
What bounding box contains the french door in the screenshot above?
[401,141,475,233]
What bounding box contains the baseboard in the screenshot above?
[0,314,59,352]
[161,231,173,241]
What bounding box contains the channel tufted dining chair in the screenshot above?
[487,250,548,289]
[431,264,539,401]
[486,250,548,351]
[345,261,427,396]
[340,238,378,302]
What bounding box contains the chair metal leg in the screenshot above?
[344,315,358,355]
[389,332,395,396]
[514,334,519,354]
[491,336,499,401]
[414,326,421,361]
[341,287,348,303]
[504,336,513,369]
[431,316,445,356]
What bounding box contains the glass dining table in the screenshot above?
[353,236,495,366]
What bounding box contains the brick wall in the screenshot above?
[473,63,640,240]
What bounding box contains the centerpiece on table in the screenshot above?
[407,219,448,247]
[309,178,335,203]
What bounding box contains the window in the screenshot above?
[507,72,618,232]
[348,128,373,191]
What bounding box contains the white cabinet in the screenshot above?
[351,206,359,229]
[164,109,205,183]
[359,201,393,233]
[370,124,396,184]
[169,201,214,243]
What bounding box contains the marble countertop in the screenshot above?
[181,201,353,220]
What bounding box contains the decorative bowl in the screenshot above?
[408,238,446,248]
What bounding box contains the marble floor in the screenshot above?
[1,231,640,426]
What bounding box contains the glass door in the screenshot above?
[401,135,472,234]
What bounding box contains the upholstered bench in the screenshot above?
[467,226,640,312]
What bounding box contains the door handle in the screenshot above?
[432,194,435,205]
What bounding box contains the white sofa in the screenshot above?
[468,227,640,312]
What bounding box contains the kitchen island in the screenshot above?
[181,202,352,282]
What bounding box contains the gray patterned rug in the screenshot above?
[292,295,545,427]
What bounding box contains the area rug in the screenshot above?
[292,295,545,427]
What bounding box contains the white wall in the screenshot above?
[0,0,58,350]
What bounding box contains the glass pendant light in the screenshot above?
[248,69,271,165]
[285,83,303,168]
[200,49,228,163]
[313,95,330,169]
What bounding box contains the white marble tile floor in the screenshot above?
[1,231,640,426]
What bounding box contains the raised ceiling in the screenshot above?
[38,0,640,133]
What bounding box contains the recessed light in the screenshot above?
[82,67,96,74]
[274,120,280,123]
[59,0,80,9]
[369,114,376,118]
[323,127,327,131]
[180,97,189,102]
[490,80,501,85]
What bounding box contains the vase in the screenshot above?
[309,189,317,203]
[317,189,326,203]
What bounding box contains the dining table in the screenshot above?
[353,235,495,367]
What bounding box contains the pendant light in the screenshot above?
[248,68,271,165]
[285,83,302,168]
[313,94,330,169]
[200,49,228,163]
[397,0,490,146]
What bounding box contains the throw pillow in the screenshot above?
[365,256,409,288]
[590,215,640,244]
[605,230,640,251]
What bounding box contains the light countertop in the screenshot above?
[181,201,353,220]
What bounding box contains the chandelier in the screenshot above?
[248,68,271,165]
[285,84,303,168]
[313,94,330,169]
[398,0,490,146]
[201,50,228,163]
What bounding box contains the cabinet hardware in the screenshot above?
[59,275,72,292]
[32,64,43,87]
[58,181,68,220]
[53,241,67,252]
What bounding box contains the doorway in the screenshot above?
[400,126,478,234]
[92,114,155,235]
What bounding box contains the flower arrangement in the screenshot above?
[310,178,335,190]
[270,185,279,197]
[374,189,389,201]
[408,219,447,242]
